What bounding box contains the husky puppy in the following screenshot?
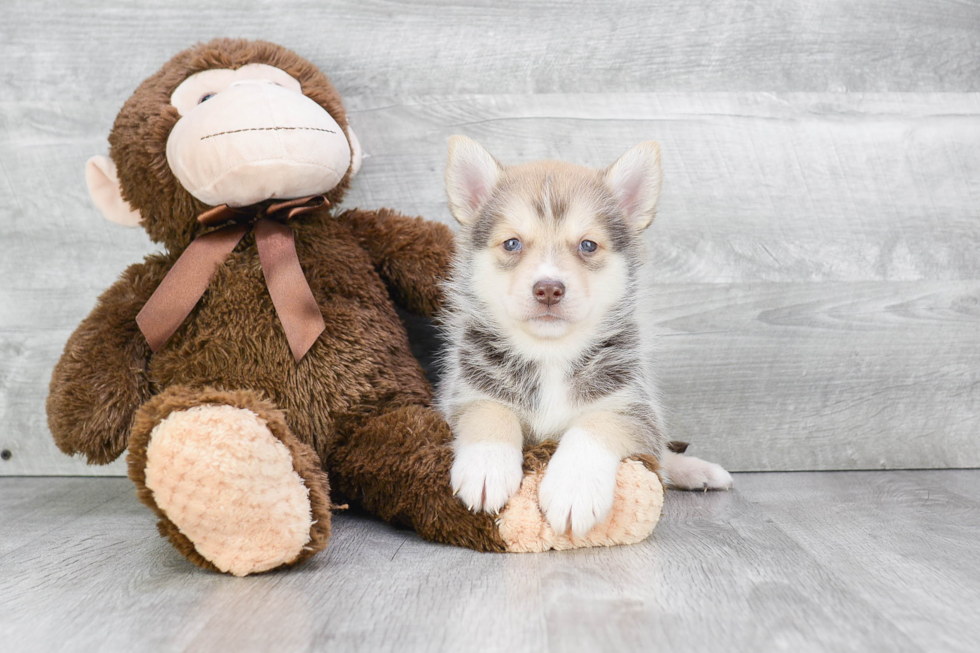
[438,137,732,537]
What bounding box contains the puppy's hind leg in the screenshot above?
[662,449,734,491]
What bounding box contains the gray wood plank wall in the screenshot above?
[1,1,978,475]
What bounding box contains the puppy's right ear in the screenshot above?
[445,136,502,226]
[85,155,142,227]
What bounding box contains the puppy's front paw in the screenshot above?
[451,442,524,513]
[538,428,620,538]
[665,452,734,491]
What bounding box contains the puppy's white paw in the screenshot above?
[664,451,733,491]
[451,441,524,513]
[538,428,620,538]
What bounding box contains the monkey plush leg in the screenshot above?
[328,406,663,552]
[127,387,332,576]
[328,405,507,551]
[497,444,664,553]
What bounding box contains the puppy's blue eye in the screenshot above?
[503,238,522,252]
[579,239,598,253]
[199,93,216,104]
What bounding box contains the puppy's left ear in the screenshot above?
[604,141,662,231]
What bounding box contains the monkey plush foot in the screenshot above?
[497,456,664,553]
[128,388,332,576]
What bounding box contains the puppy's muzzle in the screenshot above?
[533,279,565,306]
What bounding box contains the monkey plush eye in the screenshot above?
[579,239,598,253]
[198,93,216,104]
[503,238,522,252]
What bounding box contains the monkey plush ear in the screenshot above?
[604,141,662,231]
[347,127,364,178]
[85,155,142,228]
[445,136,502,226]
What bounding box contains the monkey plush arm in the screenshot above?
[47,257,168,464]
[340,208,455,317]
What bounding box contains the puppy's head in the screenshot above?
[446,137,662,345]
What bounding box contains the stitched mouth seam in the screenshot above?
[200,126,337,140]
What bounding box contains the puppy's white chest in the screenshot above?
[526,364,577,441]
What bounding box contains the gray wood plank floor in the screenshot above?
[1,471,977,653]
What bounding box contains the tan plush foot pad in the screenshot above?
[144,405,313,577]
[497,459,664,553]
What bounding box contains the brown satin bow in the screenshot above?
[135,195,328,363]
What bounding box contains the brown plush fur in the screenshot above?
[47,260,158,464]
[330,406,509,551]
[46,38,511,571]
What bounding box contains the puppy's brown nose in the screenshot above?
[533,279,565,306]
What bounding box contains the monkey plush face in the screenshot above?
[85,39,363,250]
[166,63,358,207]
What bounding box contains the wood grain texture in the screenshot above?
[345,93,980,283]
[3,92,978,474]
[650,281,980,471]
[2,472,978,652]
[2,2,979,474]
[3,0,980,97]
[736,471,980,653]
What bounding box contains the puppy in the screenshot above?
[438,137,732,537]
